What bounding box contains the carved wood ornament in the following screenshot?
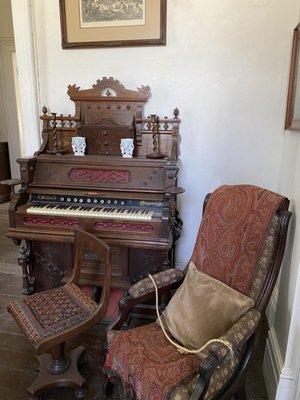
[39,77,181,159]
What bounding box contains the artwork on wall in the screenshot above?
[285,23,300,131]
[59,0,167,48]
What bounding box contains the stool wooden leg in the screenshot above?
[48,343,70,374]
[27,345,87,399]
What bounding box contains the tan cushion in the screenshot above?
[161,262,254,351]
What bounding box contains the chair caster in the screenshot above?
[74,387,88,399]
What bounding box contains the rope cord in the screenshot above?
[149,274,234,359]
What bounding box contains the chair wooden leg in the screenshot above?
[27,345,87,399]
[233,381,247,400]
[103,374,114,399]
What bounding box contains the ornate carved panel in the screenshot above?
[24,216,79,228]
[69,168,131,183]
[94,221,154,233]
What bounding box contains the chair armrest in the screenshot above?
[107,269,184,331]
[191,308,261,400]
[128,268,184,299]
[207,308,261,359]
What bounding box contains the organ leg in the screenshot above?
[162,249,171,270]
[18,241,34,295]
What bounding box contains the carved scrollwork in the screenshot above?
[67,84,80,97]
[95,221,154,233]
[66,77,151,101]
[69,168,131,184]
[24,216,79,228]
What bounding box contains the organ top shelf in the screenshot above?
[37,76,181,161]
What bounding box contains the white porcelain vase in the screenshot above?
[72,137,86,156]
[120,138,134,158]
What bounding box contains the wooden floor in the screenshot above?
[0,202,268,400]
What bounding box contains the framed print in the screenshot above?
[285,23,300,131]
[59,0,167,48]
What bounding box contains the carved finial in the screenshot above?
[174,108,179,119]
[42,105,47,115]
[67,84,80,97]
[137,85,151,97]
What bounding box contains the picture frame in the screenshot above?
[285,23,300,131]
[59,0,167,49]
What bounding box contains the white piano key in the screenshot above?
[27,205,156,222]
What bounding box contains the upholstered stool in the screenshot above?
[8,229,112,399]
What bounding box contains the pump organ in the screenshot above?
[3,77,183,318]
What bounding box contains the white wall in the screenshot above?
[271,132,300,400]
[32,0,300,264]
[0,0,14,143]
[263,129,300,399]
[0,0,23,177]
[276,135,300,358]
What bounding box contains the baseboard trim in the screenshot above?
[276,368,295,400]
[263,326,296,400]
[263,327,283,400]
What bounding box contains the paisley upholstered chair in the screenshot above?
[103,185,291,400]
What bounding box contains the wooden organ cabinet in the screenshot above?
[2,77,183,320]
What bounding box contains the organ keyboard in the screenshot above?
[2,77,183,321]
[26,196,159,221]
[27,204,155,221]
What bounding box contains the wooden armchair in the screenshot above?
[8,229,112,399]
[103,185,291,400]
